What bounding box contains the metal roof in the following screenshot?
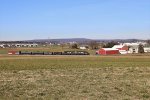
[101,48,119,51]
[112,45,124,49]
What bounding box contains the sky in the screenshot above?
[0,0,150,41]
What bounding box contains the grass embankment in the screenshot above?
[0,56,150,99]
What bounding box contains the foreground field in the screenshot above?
[0,55,150,99]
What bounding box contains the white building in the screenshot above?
[119,50,128,54]
[14,43,38,47]
[79,45,89,50]
[123,43,139,46]
[128,46,139,53]
[0,44,4,48]
[123,43,139,53]
[144,47,150,53]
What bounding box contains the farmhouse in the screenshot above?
[97,48,119,55]
[122,43,139,53]
[128,45,139,53]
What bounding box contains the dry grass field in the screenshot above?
[0,54,150,100]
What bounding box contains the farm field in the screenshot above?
[0,55,150,100]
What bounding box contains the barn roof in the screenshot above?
[102,48,119,51]
[112,45,124,49]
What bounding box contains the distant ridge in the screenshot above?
[27,38,145,43]
[0,38,146,43]
[27,38,93,43]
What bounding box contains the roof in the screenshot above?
[112,45,124,49]
[123,43,139,46]
[101,48,119,51]
[129,45,139,48]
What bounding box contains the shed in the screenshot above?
[119,50,128,54]
[8,51,18,55]
[98,48,119,55]
[79,45,89,50]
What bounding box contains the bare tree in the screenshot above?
[61,43,65,49]
[89,41,99,49]
[70,43,78,49]
[147,40,150,46]
[103,41,119,48]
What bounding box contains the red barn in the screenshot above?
[98,48,119,55]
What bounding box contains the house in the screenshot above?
[97,48,119,55]
[128,45,139,53]
[123,43,139,53]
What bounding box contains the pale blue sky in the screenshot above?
[0,0,150,41]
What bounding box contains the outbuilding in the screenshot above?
[98,48,119,55]
[79,45,89,50]
[144,47,150,53]
[8,51,18,55]
[0,44,4,48]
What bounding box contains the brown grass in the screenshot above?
[0,54,150,99]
